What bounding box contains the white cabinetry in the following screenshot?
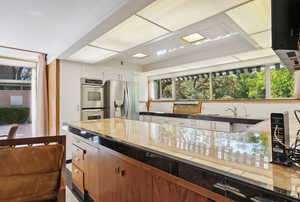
[60,61,82,123]
[139,115,232,132]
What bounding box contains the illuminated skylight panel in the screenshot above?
[68,45,117,63]
[90,15,169,51]
[137,0,250,31]
[226,0,271,34]
[250,30,271,48]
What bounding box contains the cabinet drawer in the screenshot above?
[72,144,85,169]
[72,164,84,193]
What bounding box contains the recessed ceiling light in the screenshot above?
[132,53,148,58]
[181,33,205,43]
[68,45,117,63]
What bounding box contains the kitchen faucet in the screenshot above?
[225,106,238,117]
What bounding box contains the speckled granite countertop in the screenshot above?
[67,118,300,201]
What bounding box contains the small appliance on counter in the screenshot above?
[271,112,290,165]
[80,78,105,121]
[271,111,300,167]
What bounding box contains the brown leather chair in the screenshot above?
[0,124,19,140]
[0,136,66,202]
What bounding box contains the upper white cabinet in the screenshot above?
[60,61,82,123]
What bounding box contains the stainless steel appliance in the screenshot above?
[81,108,104,120]
[104,80,138,120]
[81,78,104,109]
[81,78,104,120]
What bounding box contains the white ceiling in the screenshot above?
[0,0,276,75]
[63,0,276,76]
[0,0,128,62]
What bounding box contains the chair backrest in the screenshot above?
[0,136,66,202]
[7,124,18,139]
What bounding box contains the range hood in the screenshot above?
[272,0,300,72]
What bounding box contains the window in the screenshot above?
[212,69,266,99]
[176,76,209,100]
[151,64,296,100]
[153,80,161,99]
[0,65,33,138]
[161,79,172,99]
[271,67,294,98]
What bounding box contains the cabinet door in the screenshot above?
[153,175,209,202]
[60,62,81,122]
[215,121,231,132]
[98,149,119,202]
[117,159,152,202]
[198,120,212,130]
[84,145,99,201]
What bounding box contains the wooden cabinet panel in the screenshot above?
[98,149,119,202]
[99,148,152,202]
[84,144,99,201]
[72,164,84,193]
[117,158,152,202]
[153,175,208,202]
[72,144,85,170]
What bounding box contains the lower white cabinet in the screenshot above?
[232,123,252,132]
[139,115,152,122]
[140,115,232,132]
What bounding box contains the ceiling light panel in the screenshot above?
[137,0,249,31]
[250,30,271,48]
[182,33,205,43]
[132,53,147,58]
[234,48,275,61]
[68,46,117,63]
[226,0,271,34]
[91,15,169,51]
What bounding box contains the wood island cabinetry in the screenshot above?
[72,135,232,202]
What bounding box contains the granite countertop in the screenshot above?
[67,118,300,201]
[139,111,264,124]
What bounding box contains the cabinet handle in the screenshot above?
[115,167,120,174]
[75,169,80,174]
[120,169,126,177]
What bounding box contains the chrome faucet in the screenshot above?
[225,106,238,117]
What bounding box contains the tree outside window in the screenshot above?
[176,77,209,100]
[271,68,294,98]
[212,71,266,99]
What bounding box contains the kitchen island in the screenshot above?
[67,118,300,202]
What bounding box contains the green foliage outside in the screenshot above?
[271,68,294,98]
[212,72,266,99]
[161,82,172,98]
[176,78,210,99]
[155,67,295,100]
[0,107,30,125]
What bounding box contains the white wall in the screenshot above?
[60,59,145,123]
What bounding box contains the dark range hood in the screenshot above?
[272,0,300,71]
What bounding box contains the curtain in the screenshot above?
[33,54,49,136]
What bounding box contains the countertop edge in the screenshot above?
[139,112,264,124]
